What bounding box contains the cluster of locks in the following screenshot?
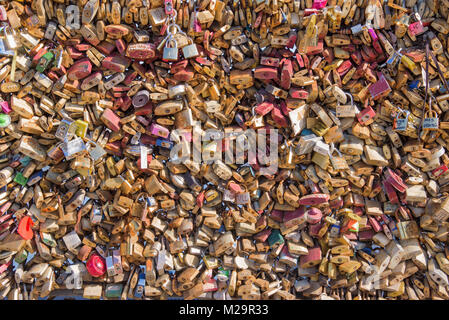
[1,0,449,300]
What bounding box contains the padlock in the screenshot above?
[163,38,179,62]
[393,110,410,131]
[182,38,199,59]
[61,137,87,160]
[357,106,376,126]
[422,110,439,130]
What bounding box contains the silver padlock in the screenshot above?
[44,22,57,40]
[394,111,409,131]
[55,119,76,141]
[61,137,87,160]
[422,110,439,130]
[182,38,199,59]
[4,27,17,50]
[163,38,178,61]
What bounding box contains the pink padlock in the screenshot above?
[312,0,327,9]
[408,21,426,36]
[255,102,274,116]
[0,101,11,114]
[289,88,309,99]
[0,6,7,21]
[149,123,170,138]
[368,28,378,42]
[368,216,382,233]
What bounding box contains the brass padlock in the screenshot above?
[182,37,199,59]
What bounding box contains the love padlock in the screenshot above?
[163,38,178,62]
[393,110,410,131]
[422,110,439,130]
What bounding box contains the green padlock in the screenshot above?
[36,51,54,73]
[14,249,28,264]
[268,229,284,248]
[14,172,28,186]
[105,283,123,298]
[41,232,57,247]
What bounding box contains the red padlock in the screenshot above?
[101,108,121,132]
[115,39,127,54]
[306,41,323,55]
[357,105,376,126]
[271,107,288,127]
[286,32,297,49]
[299,246,322,268]
[104,24,130,37]
[383,180,399,204]
[329,197,344,209]
[280,59,293,89]
[336,59,352,76]
[433,165,449,177]
[295,54,304,68]
[67,59,92,81]
[299,193,330,206]
[289,88,309,99]
[260,56,280,67]
[368,72,391,100]
[126,43,157,60]
[173,68,194,81]
[86,253,106,277]
[102,55,131,73]
[283,207,306,228]
[254,66,278,80]
[270,209,284,222]
[254,228,272,242]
